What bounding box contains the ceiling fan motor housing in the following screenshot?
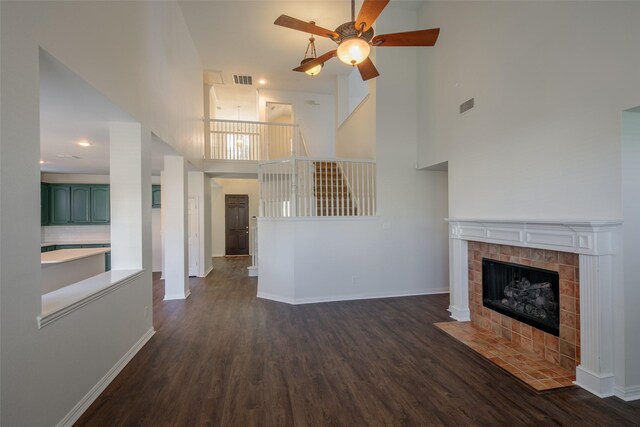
[334,21,374,44]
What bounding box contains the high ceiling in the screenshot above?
[39,50,182,175]
[39,1,426,174]
[179,0,367,117]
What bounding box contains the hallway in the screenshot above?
[77,257,640,426]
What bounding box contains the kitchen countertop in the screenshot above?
[41,248,111,264]
[41,241,111,247]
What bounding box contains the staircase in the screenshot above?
[313,161,357,216]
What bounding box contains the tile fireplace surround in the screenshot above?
[447,219,622,399]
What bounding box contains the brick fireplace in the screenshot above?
[446,219,621,398]
[467,242,580,372]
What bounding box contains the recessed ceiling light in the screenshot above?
[77,140,91,147]
[40,160,46,164]
[258,79,267,85]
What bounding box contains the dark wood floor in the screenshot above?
[77,257,640,426]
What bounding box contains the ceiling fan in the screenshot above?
[274,0,440,81]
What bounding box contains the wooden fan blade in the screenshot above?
[357,57,379,81]
[274,15,339,39]
[355,0,390,33]
[372,28,440,47]
[293,50,337,72]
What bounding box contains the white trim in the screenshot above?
[614,384,640,402]
[212,252,225,258]
[447,219,621,255]
[200,265,213,278]
[575,366,615,398]
[247,266,258,277]
[56,327,155,427]
[38,270,144,328]
[258,288,449,305]
[256,292,295,304]
[164,289,191,301]
[447,305,471,322]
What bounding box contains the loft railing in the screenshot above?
[205,119,308,161]
[259,158,376,218]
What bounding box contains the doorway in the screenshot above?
[225,194,249,255]
[266,102,293,124]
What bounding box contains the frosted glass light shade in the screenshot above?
[337,37,370,65]
[305,64,322,76]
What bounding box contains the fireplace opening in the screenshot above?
[482,258,560,336]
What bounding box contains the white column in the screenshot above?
[448,236,470,321]
[163,155,190,300]
[575,254,615,397]
[109,122,151,271]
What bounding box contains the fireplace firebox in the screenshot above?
[482,258,560,336]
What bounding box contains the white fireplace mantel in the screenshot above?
[446,218,623,399]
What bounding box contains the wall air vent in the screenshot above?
[233,75,253,86]
[460,98,474,114]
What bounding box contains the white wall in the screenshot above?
[0,1,202,425]
[417,1,640,220]
[259,6,450,305]
[258,89,335,157]
[335,77,376,160]
[151,209,163,272]
[621,109,640,396]
[188,171,213,276]
[258,217,449,303]
[211,178,259,257]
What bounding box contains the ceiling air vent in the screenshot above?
[233,75,253,86]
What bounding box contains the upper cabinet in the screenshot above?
[152,185,161,208]
[91,185,110,223]
[70,185,91,224]
[42,183,158,225]
[49,185,72,224]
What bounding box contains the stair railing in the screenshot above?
[259,157,376,218]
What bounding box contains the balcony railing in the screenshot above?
[259,158,376,218]
[205,119,307,161]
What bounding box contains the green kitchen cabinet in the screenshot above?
[44,184,111,225]
[152,185,161,208]
[91,185,110,223]
[41,183,49,226]
[71,185,91,224]
[49,185,71,224]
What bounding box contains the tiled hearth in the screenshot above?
[446,219,622,398]
[467,242,581,372]
[436,322,575,391]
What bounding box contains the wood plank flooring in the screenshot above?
[76,257,640,426]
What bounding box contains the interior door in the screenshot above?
[225,194,249,255]
[188,197,199,277]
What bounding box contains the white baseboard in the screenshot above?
[614,384,640,401]
[57,327,155,427]
[164,289,191,301]
[256,291,294,304]
[575,366,615,398]
[258,288,449,305]
[448,305,471,322]
[212,253,225,258]
[199,265,213,278]
[247,266,258,277]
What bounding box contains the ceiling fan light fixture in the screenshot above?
[300,57,323,76]
[337,37,370,66]
[301,32,323,76]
